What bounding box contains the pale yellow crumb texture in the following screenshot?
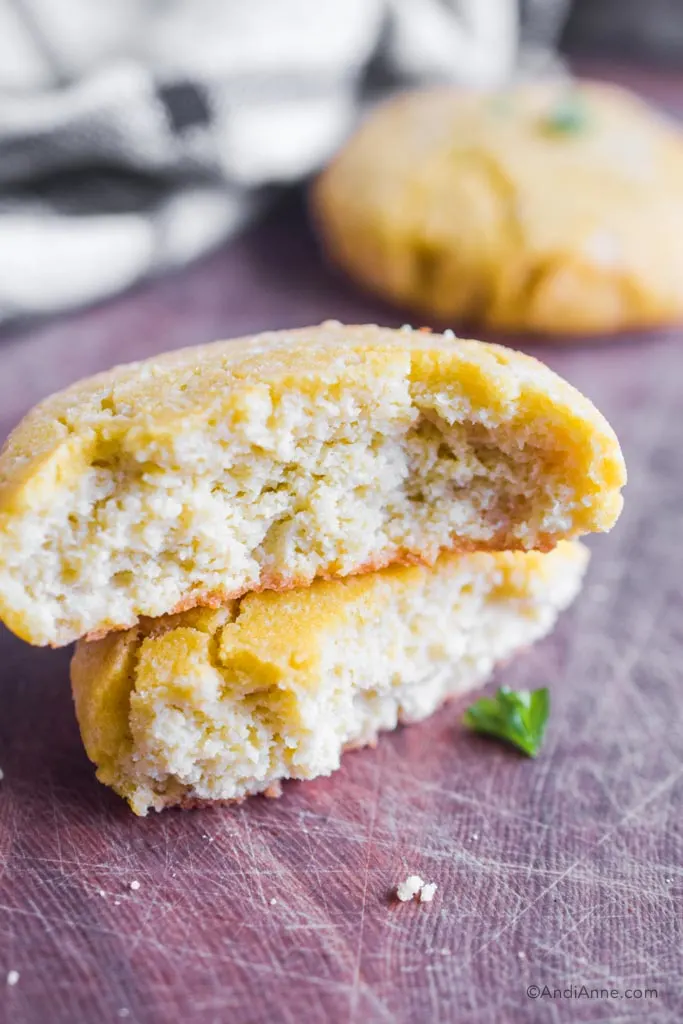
[0,322,624,646]
[313,82,683,334]
[71,541,589,815]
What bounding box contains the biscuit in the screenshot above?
[313,82,683,334]
[0,322,624,646]
[71,541,589,815]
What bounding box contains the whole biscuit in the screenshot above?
[313,82,683,335]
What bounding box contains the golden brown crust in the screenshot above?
[0,322,623,501]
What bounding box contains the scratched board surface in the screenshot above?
[1,66,682,1024]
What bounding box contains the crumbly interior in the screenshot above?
[71,544,587,815]
[2,382,580,646]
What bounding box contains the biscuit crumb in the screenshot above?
[98,889,106,897]
[269,898,277,906]
[419,882,437,903]
[396,875,438,903]
[396,875,424,902]
[400,323,413,332]
[117,1010,130,1018]
[442,329,455,339]
[6,971,19,986]
[129,880,140,891]
[517,951,526,959]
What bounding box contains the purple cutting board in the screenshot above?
[0,63,681,1024]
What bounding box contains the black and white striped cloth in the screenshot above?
[0,0,569,323]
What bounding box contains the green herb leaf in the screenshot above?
[463,686,550,757]
[542,93,590,135]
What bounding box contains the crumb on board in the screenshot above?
[419,882,438,903]
[269,898,277,906]
[517,951,526,960]
[396,875,424,902]
[6,971,19,986]
[396,875,437,904]
[129,880,140,891]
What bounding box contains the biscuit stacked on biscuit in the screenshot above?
[0,323,626,813]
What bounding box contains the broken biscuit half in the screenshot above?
[71,541,589,815]
[0,322,624,646]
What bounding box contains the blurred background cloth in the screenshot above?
[0,0,573,323]
[564,0,683,63]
